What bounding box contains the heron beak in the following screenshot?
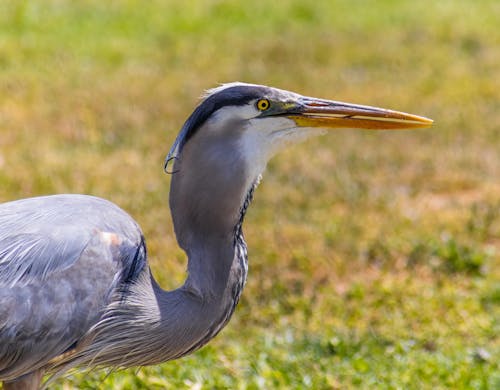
[287,97,433,130]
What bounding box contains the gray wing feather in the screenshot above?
[0,229,88,287]
[0,195,147,381]
[0,195,142,286]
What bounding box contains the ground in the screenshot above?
[0,1,498,388]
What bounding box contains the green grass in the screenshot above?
[1,0,499,388]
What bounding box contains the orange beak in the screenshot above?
[287,97,433,130]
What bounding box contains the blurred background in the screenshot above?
[0,0,498,388]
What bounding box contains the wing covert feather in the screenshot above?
[0,194,148,380]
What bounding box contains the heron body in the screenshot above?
[0,83,432,389]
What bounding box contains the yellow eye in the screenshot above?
[256,99,270,111]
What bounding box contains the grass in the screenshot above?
[1,0,499,388]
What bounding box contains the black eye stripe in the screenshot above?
[167,85,274,164]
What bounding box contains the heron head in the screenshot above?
[165,82,432,180]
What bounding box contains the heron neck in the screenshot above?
[140,184,256,362]
[163,137,259,356]
[182,180,256,301]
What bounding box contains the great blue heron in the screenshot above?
[0,83,432,389]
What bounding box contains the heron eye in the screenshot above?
[256,99,270,111]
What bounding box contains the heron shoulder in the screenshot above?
[0,194,145,287]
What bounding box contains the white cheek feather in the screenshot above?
[238,120,276,182]
[210,105,259,123]
[238,116,324,184]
